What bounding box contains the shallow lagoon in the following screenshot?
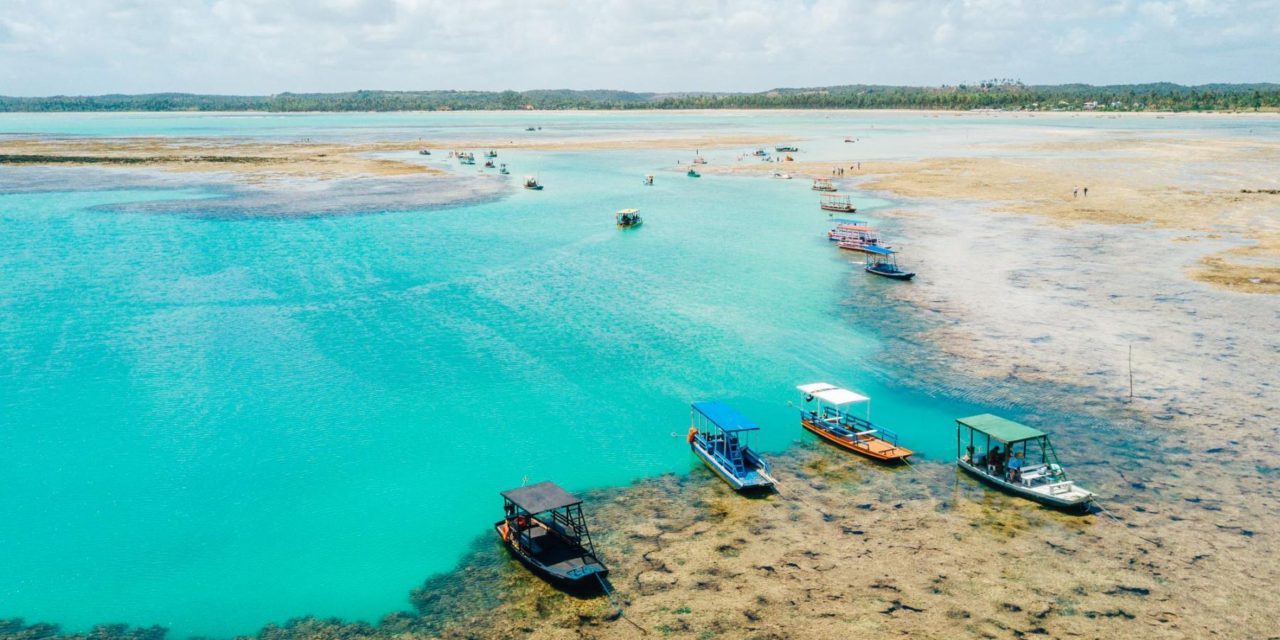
[1,111,1271,637]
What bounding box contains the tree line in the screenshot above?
[2,83,1278,113]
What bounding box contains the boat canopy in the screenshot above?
[692,400,759,433]
[501,481,582,514]
[796,383,869,406]
[831,218,864,224]
[617,208,638,215]
[861,245,896,256]
[956,414,1046,443]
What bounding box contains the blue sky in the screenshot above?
[0,0,1276,96]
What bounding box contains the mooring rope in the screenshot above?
[1089,497,1165,549]
[596,573,646,634]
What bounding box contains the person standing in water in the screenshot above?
[1083,186,1089,197]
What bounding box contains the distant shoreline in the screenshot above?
[2,107,1278,117]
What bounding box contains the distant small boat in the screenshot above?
[829,221,888,253]
[643,174,654,186]
[499,163,509,175]
[692,156,708,165]
[525,126,537,131]
[771,171,791,179]
[844,138,855,143]
[812,177,836,192]
[616,208,643,229]
[484,160,495,168]
[485,150,498,158]
[687,168,701,178]
[956,414,1094,512]
[418,149,431,155]
[820,193,856,213]
[495,481,609,585]
[862,245,915,280]
[687,401,776,492]
[459,152,476,165]
[752,149,768,157]
[524,175,543,190]
[775,145,799,153]
[796,383,913,462]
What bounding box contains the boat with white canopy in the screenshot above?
[795,383,912,462]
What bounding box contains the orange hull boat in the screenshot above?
[800,416,913,462]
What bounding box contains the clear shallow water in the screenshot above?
[1,111,1275,638]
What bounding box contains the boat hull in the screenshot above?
[690,442,773,492]
[800,417,913,462]
[617,221,643,229]
[493,522,609,586]
[820,204,856,213]
[957,460,1093,513]
[865,266,915,280]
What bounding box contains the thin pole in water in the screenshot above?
[1128,343,1134,402]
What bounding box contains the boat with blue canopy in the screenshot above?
[686,401,776,492]
[956,414,1094,512]
[796,383,913,462]
[862,245,915,280]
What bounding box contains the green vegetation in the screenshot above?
[2,82,1279,113]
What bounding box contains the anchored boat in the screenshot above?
[523,175,544,190]
[616,208,643,229]
[796,383,912,462]
[862,245,915,280]
[495,481,609,585]
[499,163,509,175]
[687,401,776,492]
[812,177,836,192]
[775,144,799,152]
[485,150,498,158]
[820,193,856,213]
[643,174,654,186]
[955,414,1094,512]
[687,168,701,178]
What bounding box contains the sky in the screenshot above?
[0,0,1277,96]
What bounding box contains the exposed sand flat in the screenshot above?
[705,135,1280,293]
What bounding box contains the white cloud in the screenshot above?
[0,0,1275,95]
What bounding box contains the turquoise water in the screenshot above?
[2,112,1273,638]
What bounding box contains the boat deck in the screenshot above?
[802,418,912,461]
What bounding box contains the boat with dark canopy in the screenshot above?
[494,481,608,585]
[686,401,776,492]
[956,414,1094,512]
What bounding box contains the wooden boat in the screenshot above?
[812,177,836,192]
[796,383,913,462]
[484,160,495,168]
[829,221,889,253]
[418,149,431,155]
[862,246,915,280]
[494,481,609,585]
[775,145,799,152]
[459,152,476,165]
[643,175,654,186]
[820,193,856,213]
[485,150,498,158]
[499,163,509,175]
[616,208,643,229]
[523,175,544,190]
[955,414,1094,512]
[687,401,776,492]
[687,168,701,178]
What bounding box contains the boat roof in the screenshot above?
[501,481,581,514]
[617,208,639,214]
[831,218,864,224]
[691,401,759,433]
[835,224,875,232]
[796,382,869,405]
[821,192,849,198]
[956,414,1046,443]
[861,245,896,255]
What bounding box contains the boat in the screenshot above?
[459,152,476,165]
[418,149,431,155]
[955,414,1094,512]
[615,208,643,229]
[494,481,609,585]
[795,383,913,462]
[484,160,495,168]
[752,149,768,157]
[525,126,537,131]
[643,175,654,186]
[771,171,791,180]
[485,150,498,158]
[524,175,543,190]
[819,193,856,213]
[775,145,799,152]
[692,155,708,165]
[687,168,701,178]
[829,221,888,253]
[812,177,836,192]
[862,246,915,280]
[687,401,776,492]
[499,163,509,175]
[844,138,855,143]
